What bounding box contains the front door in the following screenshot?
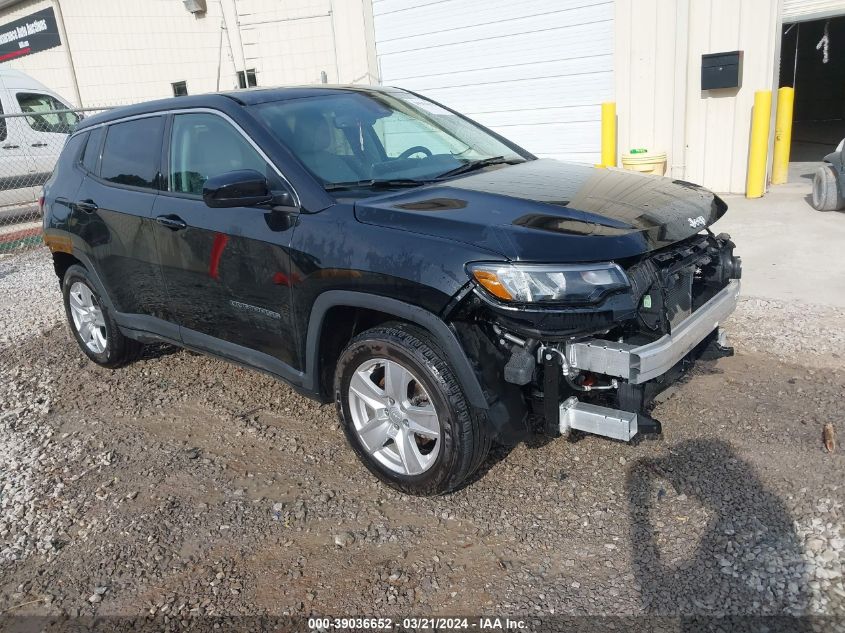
[151,111,300,373]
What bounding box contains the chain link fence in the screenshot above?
[0,106,111,255]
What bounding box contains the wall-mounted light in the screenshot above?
[183,0,207,14]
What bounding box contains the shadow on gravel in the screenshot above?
[627,439,811,630]
[137,342,182,361]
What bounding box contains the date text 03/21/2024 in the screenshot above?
[306,617,527,630]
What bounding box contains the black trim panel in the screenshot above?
[69,249,116,312]
[116,318,316,401]
[180,327,305,386]
[114,313,180,342]
[304,290,488,409]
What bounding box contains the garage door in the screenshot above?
[783,0,845,22]
[372,0,614,164]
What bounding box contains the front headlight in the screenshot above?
[468,262,629,304]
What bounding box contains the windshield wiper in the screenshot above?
[435,156,522,180]
[324,178,433,191]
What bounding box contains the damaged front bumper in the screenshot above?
[450,232,742,444]
[551,279,740,441]
[566,279,741,384]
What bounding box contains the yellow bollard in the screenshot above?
[746,90,772,198]
[771,87,794,185]
[601,102,616,167]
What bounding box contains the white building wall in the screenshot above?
[0,0,375,107]
[616,0,781,194]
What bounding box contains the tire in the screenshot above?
[811,164,845,211]
[62,264,141,368]
[335,323,491,495]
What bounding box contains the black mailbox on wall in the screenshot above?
[702,51,743,90]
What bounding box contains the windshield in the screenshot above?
[252,90,526,191]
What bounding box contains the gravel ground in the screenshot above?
[1,247,844,627]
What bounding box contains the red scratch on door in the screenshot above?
[209,233,229,280]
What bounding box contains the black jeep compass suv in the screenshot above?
[43,86,741,495]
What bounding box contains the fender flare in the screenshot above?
[63,248,117,313]
[304,290,489,409]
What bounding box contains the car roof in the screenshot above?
[75,85,402,131]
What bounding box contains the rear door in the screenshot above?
[71,115,174,335]
[151,110,300,372]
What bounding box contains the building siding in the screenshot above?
[0,0,375,107]
[616,0,780,194]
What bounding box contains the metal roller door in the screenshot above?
[372,0,614,164]
[783,0,845,22]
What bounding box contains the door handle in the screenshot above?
[156,214,187,230]
[75,199,98,213]
[31,142,48,148]
[2,144,20,149]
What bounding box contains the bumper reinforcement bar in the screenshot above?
[566,279,741,385]
[558,397,662,442]
[559,396,638,441]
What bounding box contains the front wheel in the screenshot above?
[335,324,490,495]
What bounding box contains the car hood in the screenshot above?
[353,159,727,262]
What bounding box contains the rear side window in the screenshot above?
[60,132,88,167]
[81,126,105,174]
[100,117,164,190]
[16,92,80,134]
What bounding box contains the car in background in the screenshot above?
[812,138,845,211]
[0,68,80,215]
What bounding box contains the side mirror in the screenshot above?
[203,170,274,208]
[271,190,296,208]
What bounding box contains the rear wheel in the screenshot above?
[62,265,141,368]
[811,164,845,211]
[335,324,490,495]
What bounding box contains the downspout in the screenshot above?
[231,0,247,79]
[670,0,690,179]
[52,0,82,106]
[361,0,380,84]
[216,20,224,91]
[220,0,247,85]
[767,0,786,184]
[327,0,340,82]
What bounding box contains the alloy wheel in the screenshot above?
[347,358,441,476]
[68,281,107,354]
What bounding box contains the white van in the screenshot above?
[0,68,79,213]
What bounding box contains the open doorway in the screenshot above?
[779,15,845,181]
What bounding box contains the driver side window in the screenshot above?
[169,113,271,196]
[374,110,467,158]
